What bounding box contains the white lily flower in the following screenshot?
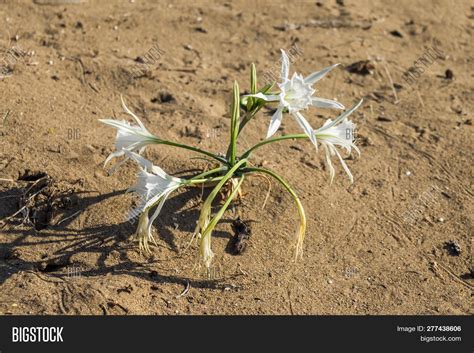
[248,49,344,143]
[314,99,363,183]
[126,151,185,253]
[99,96,158,173]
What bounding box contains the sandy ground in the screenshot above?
[0,0,472,315]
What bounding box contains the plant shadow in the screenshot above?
[0,182,237,290]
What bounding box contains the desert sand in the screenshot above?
[0,0,472,314]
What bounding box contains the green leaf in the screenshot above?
[203,158,247,212]
[228,81,240,165]
[259,82,275,94]
[200,175,245,268]
[250,63,257,94]
[246,166,306,259]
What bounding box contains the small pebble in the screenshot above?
[405,171,411,176]
[437,217,444,223]
[377,114,393,122]
[445,69,453,80]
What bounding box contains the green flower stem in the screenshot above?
[195,158,248,260]
[226,81,240,166]
[202,175,245,238]
[189,167,226,181]
[155,140,228,165]
[196,158,247,228]
[199,174,245,269]
[240,133,308,159]
[204,158,247,203]
[187,176,226,185]
[250,63,257,94]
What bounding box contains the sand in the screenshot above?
[0,0,472,315]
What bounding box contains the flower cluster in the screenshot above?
[99,49,362,271]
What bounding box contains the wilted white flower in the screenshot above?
[99,96,158,172]
[199,231,214,269]
[134,209,152,253]
[248,49,344,144]
[126,151,184,252]
[313,99,363,183]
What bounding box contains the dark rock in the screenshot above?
[151,92,175,104]
[445,69,453,80]
[444,240,461,256]
[389,30,403,38]
[346,60,375,75]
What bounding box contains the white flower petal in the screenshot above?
[304,63,340,85]
[293,112,317,146]
[246,92,280,101]
[266,107,284,138]
[121,95,147,130]
[104,149,125,168]
[323,144,335,184]
[280,49,290,81]
[124,152,184,214]
[146,189,173,239]
[334,148,354,183]
[279,73,315,113]
[316,119,356,154]
[315,99,363,133]
[352,144,361,157]
[99,103,157,173]
[314,102,363,183]
[311,97,345,110]
[99,118,130,130]
[124,149,154,172]
[106,155,130,175]
[141,184,169,211]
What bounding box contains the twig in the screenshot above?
[56,210,82,225]
[115,302,130,314]
[0,178,14,183]
[416,91,424,107]
[435,261,473,290]
[65,56,98,93]
[23,175,49,195]
[175,280,190,298]
[164,68,197,73]
[0,184,48,226]
[0,195,18,199]
[2,110,10,126]
[287,289,294,315]
[251,173,272,209]
[183,232,197,253]
[381,61,399,104]
[237,266,248,276]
